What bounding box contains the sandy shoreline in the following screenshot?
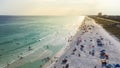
[42,17,85,68]
[49,16,120,68]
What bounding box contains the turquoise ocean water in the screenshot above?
[0,16,84,68]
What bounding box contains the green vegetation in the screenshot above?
[90,16,120,40]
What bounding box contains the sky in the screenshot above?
[0,0,120,15]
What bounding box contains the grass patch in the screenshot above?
[90,16,120,40]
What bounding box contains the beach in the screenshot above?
[2,16,120,68]
[49,16,120,68]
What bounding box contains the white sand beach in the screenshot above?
[48,16,120,68]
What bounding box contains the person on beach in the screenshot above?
[80,45,84,51]
[100,50,109,60]
[97,39,103,47]
[65,64,69,68]
[61,58,67,64]
[76,38,82,45]
[101,59,107,68]
[78,54,81,57]
[89,51,92,55]
[91,49,95,56]
[94,65,97,68]
[105,54,109,60]
[73,48,77,52]
[89,45,95,56]
[100,51,106,59]
[54,66,56,68]
[90,39,92,42]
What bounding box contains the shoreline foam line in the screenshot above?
[42,16,85,68]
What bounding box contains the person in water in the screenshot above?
[28,46,32,51]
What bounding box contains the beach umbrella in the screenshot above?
[115,64,120,67]
[107,64,113,67]
[100,50,106,52]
